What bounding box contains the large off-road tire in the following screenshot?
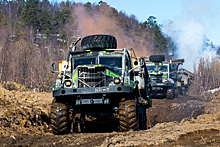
[166,88,175,99]
[50,98,70,135]
[81,34,117,50]
[176,86,182,95]
[149,55,165,62]
[119,100,138,131]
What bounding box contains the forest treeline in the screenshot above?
[0,0,175,89]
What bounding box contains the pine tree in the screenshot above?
[17,2,23,17]
[39,9,51,33]
[0,10,7,27]
[21,0,40,32]
[61,5,72,25]
[84,2,92,14]
[60,28,67,43]
[52,4,72,34]
[45,27,51,38]
[52,11,62,34]
[144,16,168,53]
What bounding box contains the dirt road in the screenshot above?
[1,82,220,146]
[146,93,211,127]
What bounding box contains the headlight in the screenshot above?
[114,77,121,84]
[163,78,168,82]
[65,80,72,87]
[163,78,174,84]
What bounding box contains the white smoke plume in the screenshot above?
[163,0,218,72]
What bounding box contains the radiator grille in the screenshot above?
[150,74,162,83]
[78,67,106,88]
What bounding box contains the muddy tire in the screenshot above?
[166,88,175,99]
[81,34,117,50]
[176,86,182,95]
[50,98,70,135]
[149,55,165,62]
[119,100,138,131]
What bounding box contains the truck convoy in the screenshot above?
[145,55,185,99]
[49,34,194,134]
[50,35,152,134]
[177,68,194,92]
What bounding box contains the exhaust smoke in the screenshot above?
[163,0,219,72]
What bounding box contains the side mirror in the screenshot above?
[52,63,55,73]
[171,64,177,70]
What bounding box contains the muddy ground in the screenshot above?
[1,82,220,146]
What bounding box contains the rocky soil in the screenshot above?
[1,82,220,146]
[0,82,53,136]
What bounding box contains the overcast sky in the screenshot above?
[58,0,220,46]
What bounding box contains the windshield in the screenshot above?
[74,58,96,68]
[99,56,122,68]
[146,65,168,72]
[146,65,156,72]
[158,66,168,72]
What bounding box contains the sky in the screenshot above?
[62,0,220,46]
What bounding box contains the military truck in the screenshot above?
[177,68,194,92]
[50,34,152,134]
[145,55,184,99]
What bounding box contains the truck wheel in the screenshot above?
[166,88,175,99]
[81,34,117,50]
[119,100,138,131]
[50,98,70,135]
[177,86,182,95]
[149,55,165,62]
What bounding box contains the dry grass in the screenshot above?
[187,55,220,99]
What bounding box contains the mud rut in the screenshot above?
[1,90,220,146]
[146,93,210,128]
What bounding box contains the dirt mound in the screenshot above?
[2,81,27,92]
[146,94,209,128]
[0,82,53,136]
[1,110,220,147]
[191,99,220,119]
[100,110,220,146]
[1,82,220,146]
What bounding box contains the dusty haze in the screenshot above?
[73,3,153,56]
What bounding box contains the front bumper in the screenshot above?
[151,82,173,87]
[150,82,173,91]
[53,86,133,97]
